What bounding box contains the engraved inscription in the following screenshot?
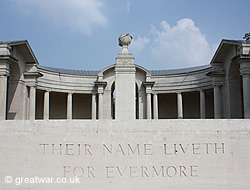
[39,142,225,179]
[163,143,225,155]
[103,144,153,156]
[40,143,92,156]
[105,165,198,178]
[116,59,134,65]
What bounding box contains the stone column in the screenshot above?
[143,82,155,120]
[0,52,12,120]
[98,93,103,119]
[146,93,152,119]
[29,86,36,120]
[153,93,158,119]
[213,85,222,119]
[92,93,97,120]
[239,52,250,118]
[177,93,183,119]
[23,62,42,120]
[67,92,72,120]
[0,75,8,120]
[43,91,50,120]
[200,90,206,119]
[115,60,136,120]
[242,74,250,118]
[138,90,144,119]
[95,82,106,120]
[206,61,225,119]
[115,33,137,120]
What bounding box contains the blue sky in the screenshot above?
[0,0,249,71]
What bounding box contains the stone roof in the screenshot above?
[39,65,100,76]
[0,40,39,64]
[149,65,211,76]
[39,64,211,76]
[0,40,28,44]
[222,39,250,44]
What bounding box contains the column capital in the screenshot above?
[24,72,43,87]
[91,91,97,95]
[212,82,224,87]
[143,81,155,94]
[0,58,15,76]
[232,47,250,75]
[45,89,52,92]
[94,81,107,94]
[239,61,250,76]
[206,70,225,87]
[24,63,43,87]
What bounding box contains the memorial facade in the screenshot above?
[0,34,250,121]
[1,35,250,190]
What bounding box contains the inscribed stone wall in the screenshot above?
[0,120,249,189]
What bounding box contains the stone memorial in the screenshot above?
[0,34,250,189]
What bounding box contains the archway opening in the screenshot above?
[135,83,139,119]
[111,82,115,119]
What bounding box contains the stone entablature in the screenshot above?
[37,68,97,93]
[37,64,212,94]
[152,67,212,93]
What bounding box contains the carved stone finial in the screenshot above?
[119,33,132,47]
[118,33,133,54]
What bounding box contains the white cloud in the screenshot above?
[150,18,215,68]
[130,35,150,54]
[14,0,108,36]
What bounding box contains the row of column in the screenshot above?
[2,82,249,120]
[41,91,99,120]
[28,84,250,120]
[146,90,207,119]
[211,81,250,119]
[146,93,159,120]
[0,79,40,120]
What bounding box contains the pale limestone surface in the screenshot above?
[115,36,136,120]
[0,120,250,190]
